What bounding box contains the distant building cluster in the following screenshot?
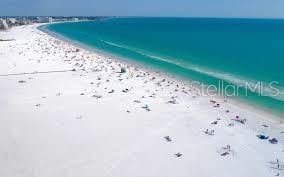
[0,19,9,30]
[0,17,36,29]
[0,16,104,30]
[37,17,53,23]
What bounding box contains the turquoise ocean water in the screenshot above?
[43,18,284,117]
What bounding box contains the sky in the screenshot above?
[1,0,284,18]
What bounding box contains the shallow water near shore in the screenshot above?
[43,18,284,117]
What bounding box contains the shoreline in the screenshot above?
[1,24,284,177]
[40,23,284,123]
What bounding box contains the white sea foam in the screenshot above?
[101,40,284,101]
[102,40,126,48]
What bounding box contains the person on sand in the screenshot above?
[164,136,172,142]
[219,145,232,156]
[204,129,215,136]
[174,153,182,157]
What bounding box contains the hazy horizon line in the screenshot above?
[1,15,284,20]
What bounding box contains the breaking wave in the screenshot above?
[101,40,284,101]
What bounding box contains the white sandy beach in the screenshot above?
[1,24,284,177]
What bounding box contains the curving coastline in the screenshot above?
[1,23,281,176]
[43,18,284,117]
